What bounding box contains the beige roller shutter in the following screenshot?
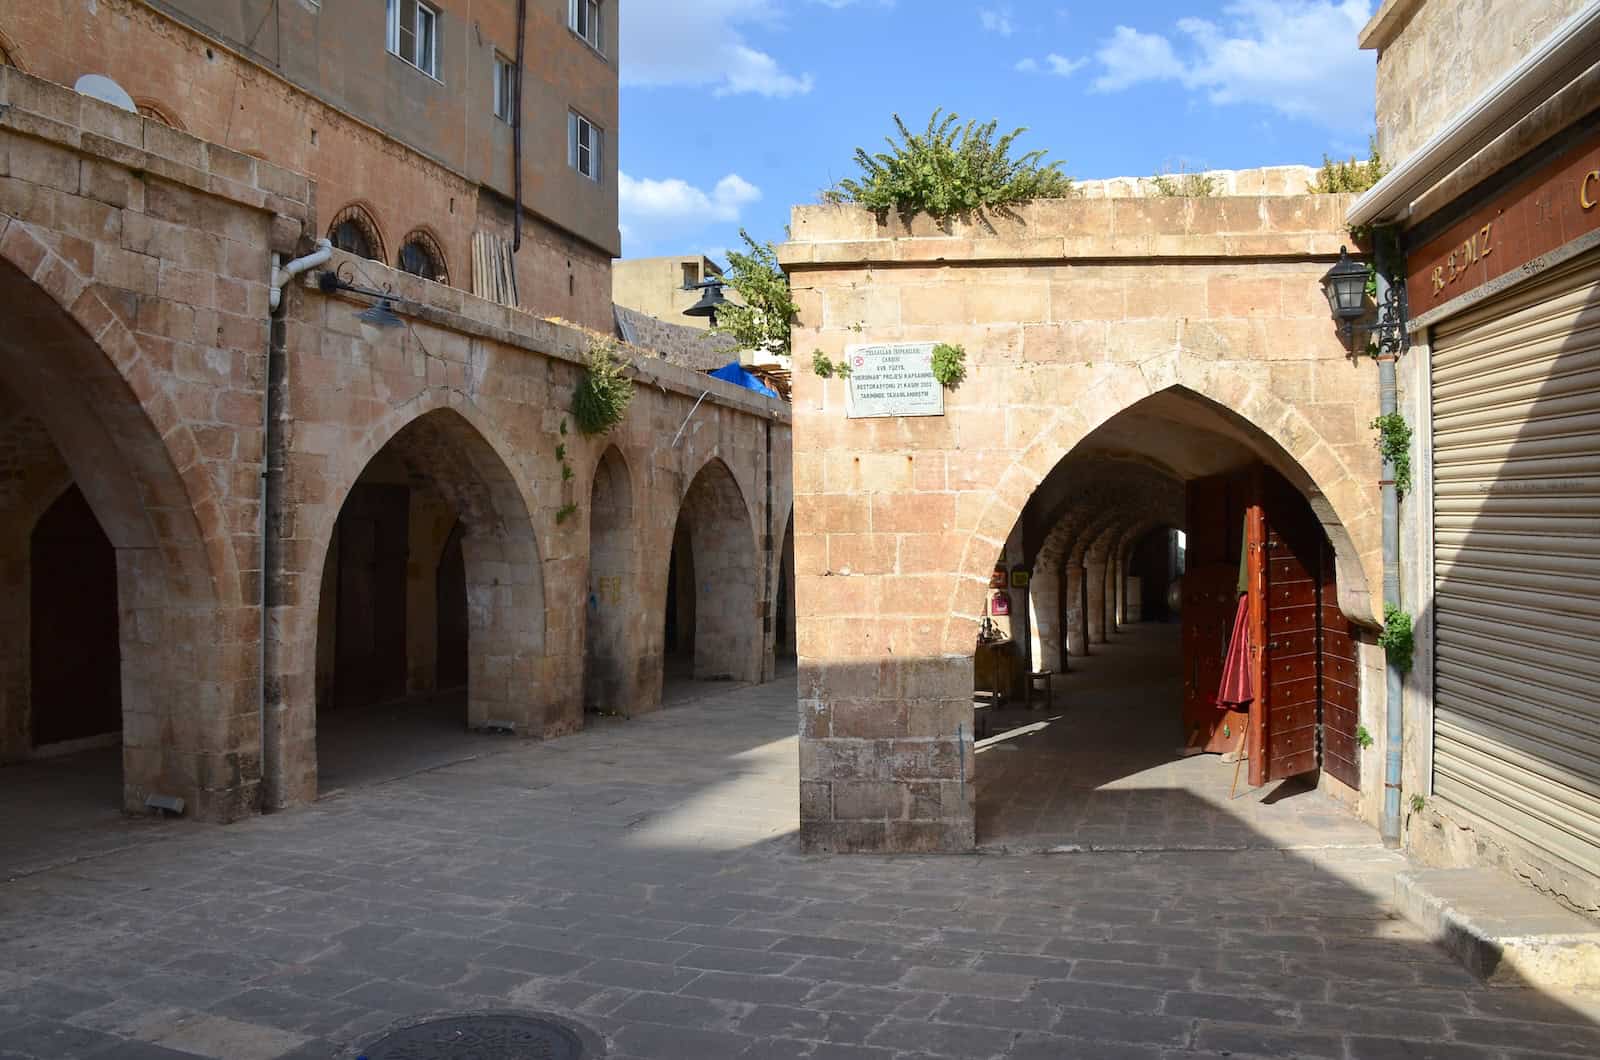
[1431,251,1600,873]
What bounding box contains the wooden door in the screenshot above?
[333,484,409,709]
[30,485,121,746]
[1182,473,1248,753]
[1255,475,1322,783]
[1319,537,1361,789]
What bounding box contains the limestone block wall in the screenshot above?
[782,197,1386,853]
[1362,0,1590,165]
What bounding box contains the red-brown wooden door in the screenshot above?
[1182,473,1248,754]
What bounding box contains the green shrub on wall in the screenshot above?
[572,339,633,436]
[1371,412,1414,498]
[1380,605,1415,673]
[931,343,966,388]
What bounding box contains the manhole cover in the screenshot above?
[358,1012,599,1059]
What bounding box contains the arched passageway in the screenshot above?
[309,408,545,794]
[976,388,1371,851]
[0,253,242,824]
[661,458,761,701]
[585,446,635,715]
[776,512,796,663]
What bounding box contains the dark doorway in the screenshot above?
[332,483,409,710]
[436,520,468,690]
[1131,527,1176,622]
[30,485,120,747]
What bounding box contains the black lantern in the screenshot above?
[1321,245,1369,323]
[683,279,730,326]
[318,266,407,328]
[1320,245,1409,354]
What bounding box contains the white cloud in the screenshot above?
[1091,1,1374,128]
[619,172,763,251]
[980,6,1015,36]
[622,0,814,98]
[1017,52,1088,77]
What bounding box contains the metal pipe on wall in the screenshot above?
[512,0,526,253]
[1375,246,1405,849]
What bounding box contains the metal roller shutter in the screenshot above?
[1431,251,1600,873]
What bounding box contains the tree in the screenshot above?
[712,230,797,359]
[826,109,1073,219]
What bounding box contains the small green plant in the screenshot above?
[572,339,633,436]
[826,109,1073,219]
[561,463,574,481]
[1410,793,1426,814]
[1149,164,1217,198]
[1380,604,1415,673]
[555,502,578,524]
[1371,412,1414,498]
[810,350,851,379]
[931,342,967,388]
[554,443,567,462]
[1309,137,1389,194]
[1355,724,1374,750]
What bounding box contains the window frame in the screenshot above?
[386,0,441,80]
[492,53,516,122]
[569,0,604,55]
[568,111,604,183]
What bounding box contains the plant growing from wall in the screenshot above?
[572,339,633,436]
[712,230,797,359]
[1149,163,1217,198]
[556,502,578,524]
[1380,604,1415,673]
[552,421,577,525]
[1371,412,1414,498]
[1309,137,1389,194]
[1355,724,1374,750]
[1410,793,1427,814]
[931,342,966,388]
[810,349,851,379]
[826,109,1074,219]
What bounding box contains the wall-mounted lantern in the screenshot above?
[1320,245,1409,354]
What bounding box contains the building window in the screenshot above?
[387,0,440,78]
[681,262,699,289]
[134,99,184,131]
[492,54,515,122]
[329,204,385,261]
[570,0,603,54]
[569,112,603,182]
[397,230,449,285]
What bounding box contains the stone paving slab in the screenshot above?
[1,675,1598,1058]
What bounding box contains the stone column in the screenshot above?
[1065,564,1087,657]
[1028,565,1061,672]
[1086,555,1107,644]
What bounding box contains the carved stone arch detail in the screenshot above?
[0,27,26,71]
[396,226,450,285]
[327,201,387,262]
[133,97,186,131]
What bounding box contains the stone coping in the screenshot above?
[779,196,1355,268]
[0,65,310,232]
[305,251,791,423]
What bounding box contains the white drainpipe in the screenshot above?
[268,238,333,311]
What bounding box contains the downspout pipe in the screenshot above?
[512,0,527,253]
[1375,245,1404,850]
[269,239,332,311]
[260,237,329,809]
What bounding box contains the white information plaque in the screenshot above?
[843,343,944,419]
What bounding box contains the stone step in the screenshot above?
[1396,867,1600,994]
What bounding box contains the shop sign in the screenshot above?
[844,343,944,419]
[1408,135,1600,317]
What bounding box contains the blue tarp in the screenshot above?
[708,360,779,398]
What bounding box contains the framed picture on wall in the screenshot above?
[989,567,1008,589]
[1010,567,1030,588]
[991,592,1010,616]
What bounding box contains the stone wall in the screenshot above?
[781,196,1386,853]
[1077,164,1320,199]
[0,66,791,822]
[1362,0,1590,165]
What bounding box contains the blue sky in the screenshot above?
[617,1,1378,260]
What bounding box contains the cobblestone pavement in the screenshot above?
[3,672,1600,1059]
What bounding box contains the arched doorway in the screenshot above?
[661,458,760,701]
[0,252,239,826]
[585,447,634,715]
[775,511,796,664]
[309,408,545,794]
[976,388,1371,851]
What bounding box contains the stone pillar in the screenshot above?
[1065,564,1087,657]
[1086,555,1107,644]
[1028,565,1061,672]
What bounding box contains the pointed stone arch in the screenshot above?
[665,456,761,685]
[278,399,551,805]
[0,222,249,818]
[585,444,637,714]
[944,373,1379,655]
